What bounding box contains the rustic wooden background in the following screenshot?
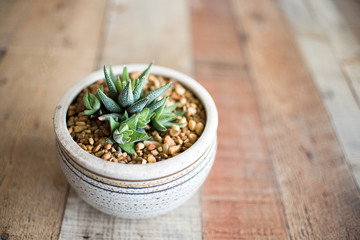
[1,0,359,239]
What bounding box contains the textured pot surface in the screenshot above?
[54,64,218,218]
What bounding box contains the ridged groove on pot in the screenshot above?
[56,135,216,188]
[58,138,217,218]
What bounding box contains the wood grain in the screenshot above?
[59,0,202,239]
[191,0,289,239]
[230,0,360,238]
[278,0,360,186]
[0,0,107,238]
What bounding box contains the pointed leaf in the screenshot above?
[133,76,147,102]
[109,117,120,133]
[157,114,177,123]
[83,93,91,109]
[151,118,167,132]
[119,142,136,155]
[84,109,98,115]
[137,61,153,80]
[154,96,167,116]
[144,82,172,105]
[128,130,149,143]
[103,66,118,99]
[163,122,186,128]
[118,80,134,108]
[122,66,129,86]
[98,113,123,121]
[163,103,180,114]
[95,85,104,101]
[115,76,122,93]
[127,97,149,115]
[121,111,129,121]
[148,97,167,113]
[97,89,122,113]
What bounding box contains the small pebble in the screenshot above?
[136,142,145,151]
[169,129,180,137]
[89,137,94,145]
[147,154,156,163]
[148,144,156,151]
[195,122,204,135]
[188,120,196,131]
[164,135,176,147]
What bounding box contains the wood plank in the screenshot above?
[0,0,107,238]
[333,0,360,44]
[99,0,193,75]
[0,0,31,49]
[307,0,360,61]
[230,0,360,238]
[59,0,201,239]
[278,0,360,185]
[344,59,360,106]
[191,0,289,239]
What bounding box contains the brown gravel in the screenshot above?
[66,73,206,164]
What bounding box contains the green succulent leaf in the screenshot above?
[115,76,122,93]
[98,113,123,122]
[121,113,139,131]
[122,66,129,88]
[137,61,153,80]
[121,111,129,121]
[118,80,134,108]
[103,66,118,99]
[97,89,122,113]
[113,125,133,144]
[109,117,120,133]
[148,96,167,113]
[164,103,180,114]
[109,66,117,84]
[157,114,177,123]
[119,142,135,155]
[84,93,101,110]
[84,109,98,115]
[133,76,147,102]
[151,118,167,132]
[128,130,149,143]
[127,97,149,115]
[95,85,104,101]
[154,96,167,116]
[137,108,153,128]
[144,82,172,105]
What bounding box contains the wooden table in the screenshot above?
[1,0,359,239]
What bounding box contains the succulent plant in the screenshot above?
[83,62,185,154]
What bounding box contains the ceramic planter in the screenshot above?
[53,64,218,219]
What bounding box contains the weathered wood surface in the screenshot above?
[230,0,360,239]
[59,0,202,239]
[191,0,288,239]
[0,0,107,239]
[278,0,360,186]
[1,0,359,239]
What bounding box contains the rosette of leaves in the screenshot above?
[82,62,186,154]
[83,62,172,120]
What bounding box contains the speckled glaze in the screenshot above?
[53,64,218,219]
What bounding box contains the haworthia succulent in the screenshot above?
[97,89,122,113]
[83,62,188,154]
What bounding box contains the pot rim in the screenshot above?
[54,64,218,181]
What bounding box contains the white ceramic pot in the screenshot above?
[53,64,218,219]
